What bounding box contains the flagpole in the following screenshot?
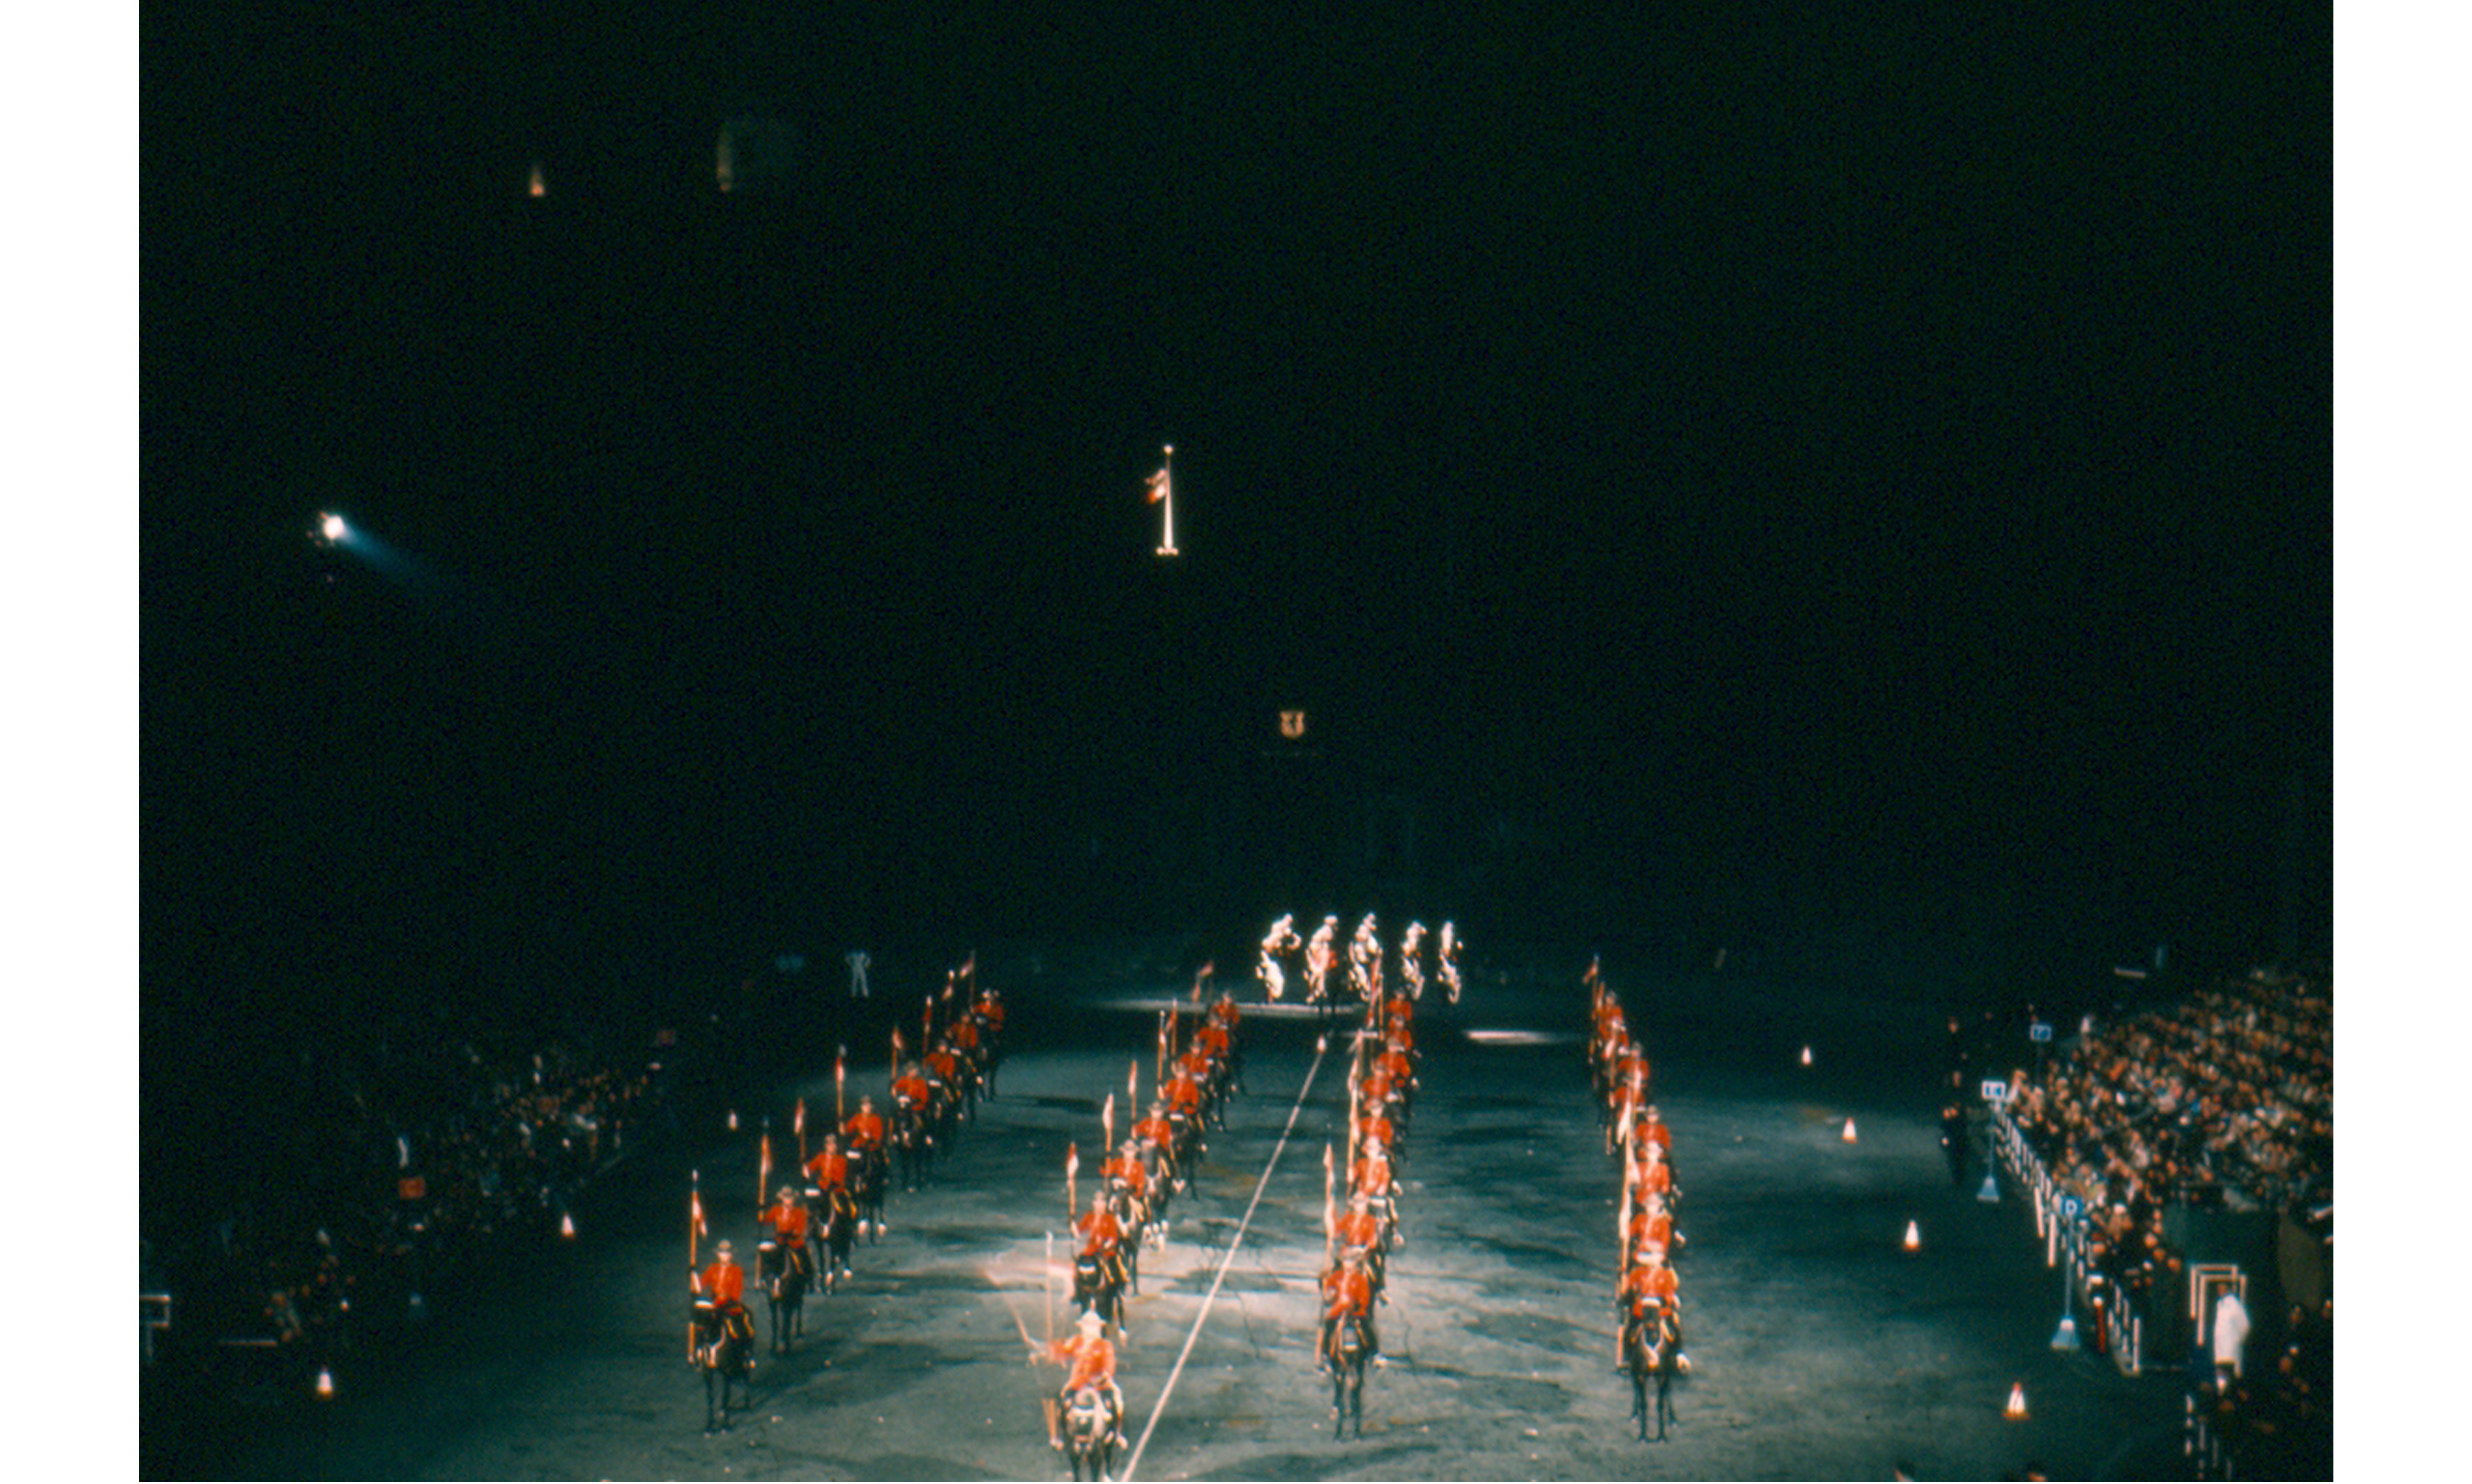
[1154,444,1178,556]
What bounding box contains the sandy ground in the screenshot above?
[162,959,2195,1480]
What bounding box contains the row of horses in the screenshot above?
[1051,992,1250,1481]
[1320,981,1427,1441]
[1590,970,1687,1443]
[697,989,1009,1433]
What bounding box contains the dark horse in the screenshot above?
[853,1145,888,1241]
[813,1186,860,1294]
[1622,1304,1682,1442]
[1329,1310,1370,1440]
[694,1299,756,1434]
[893,1103,933,1192]
[1072,1251,1126,1338]
[757,1239,810,1354]
[1060,1383,1115,1482]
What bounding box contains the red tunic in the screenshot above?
[1322,1266,1374,1318]
[1132,1115,1176,1149]
[1627,1208,1674,1252]
[1335,1209,1381,1251]
[1076,1207,1125,1257]
[1103,1154,1149,1201]
[893,1073,933,1111]
[1351,1157,1394,1199]
[1050,1330,1116,1392]
[699,1259,747,1305]
[842,1109,886,1153]
[1630,1157,1672,1198]
[764,1198,810,1247]
[805,1148,850,1190]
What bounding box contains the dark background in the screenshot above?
[145,6,2329,1208]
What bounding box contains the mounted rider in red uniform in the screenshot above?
[1038,1307,1125,1448]
[1319,1245,1381,1371]
[697,1238,755,1350]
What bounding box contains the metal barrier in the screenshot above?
[1987,1103,2152,1377]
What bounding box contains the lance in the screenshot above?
[1167,1005,1180,1066]
[758,1124,772,1218]
[1066,1143,1080,1226]
[836,1046,847,1125]
[1324,1142,1337,1261]
[1346,1064,1361,1179]
[688,1172,707,1359]
[1155,1011,1168,1086]
[1128,1059,1139,1108]
[891,1028,903,1091]
[923,994,934,1049]
[795,1096,808,1168]
[1103,1092,1115,1153]
[1045,1231,1056,1349]
[1617,1163,1635,1365]
[987,1269,1038,1351]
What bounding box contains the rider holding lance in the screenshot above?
[1037,1307,1126,1448]
[1103,1140,1153,1230]
[804,1132,851,1197]
[696,1238,755,1352]
[1319,1245,1382,1371]
[842,1095,886,1162]
[1618,1244,1688,1369]
[1076,1188,1131,1297]
[762,1185,812,1279]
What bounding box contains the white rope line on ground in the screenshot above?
[1120,1034,1330,1482]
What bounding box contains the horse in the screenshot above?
[1072,1251,1126,1337]
[813,1186,860,1294]
[694,1299,756,1434]
[893,1103,932,1192]
[1622,1304,1682,1442]
[852,1145,889,1241]
[1329,1310,1370,1440]
[757,1238,810,1354]
[1060,1383,1115,1481]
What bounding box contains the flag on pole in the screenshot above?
[1146,466,1169,504]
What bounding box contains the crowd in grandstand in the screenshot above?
[1998,964,2332,1478]
[148,1013,666,1399]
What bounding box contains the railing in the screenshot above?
[1986,1103,2153,1377]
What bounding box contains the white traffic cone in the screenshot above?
[1978,1170,2000,1203]
[2004,1382,2028,1420]
[1842,1117,1859,1143]
[1902,1219,1920,1251]
[1801,1046,1813,1066]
